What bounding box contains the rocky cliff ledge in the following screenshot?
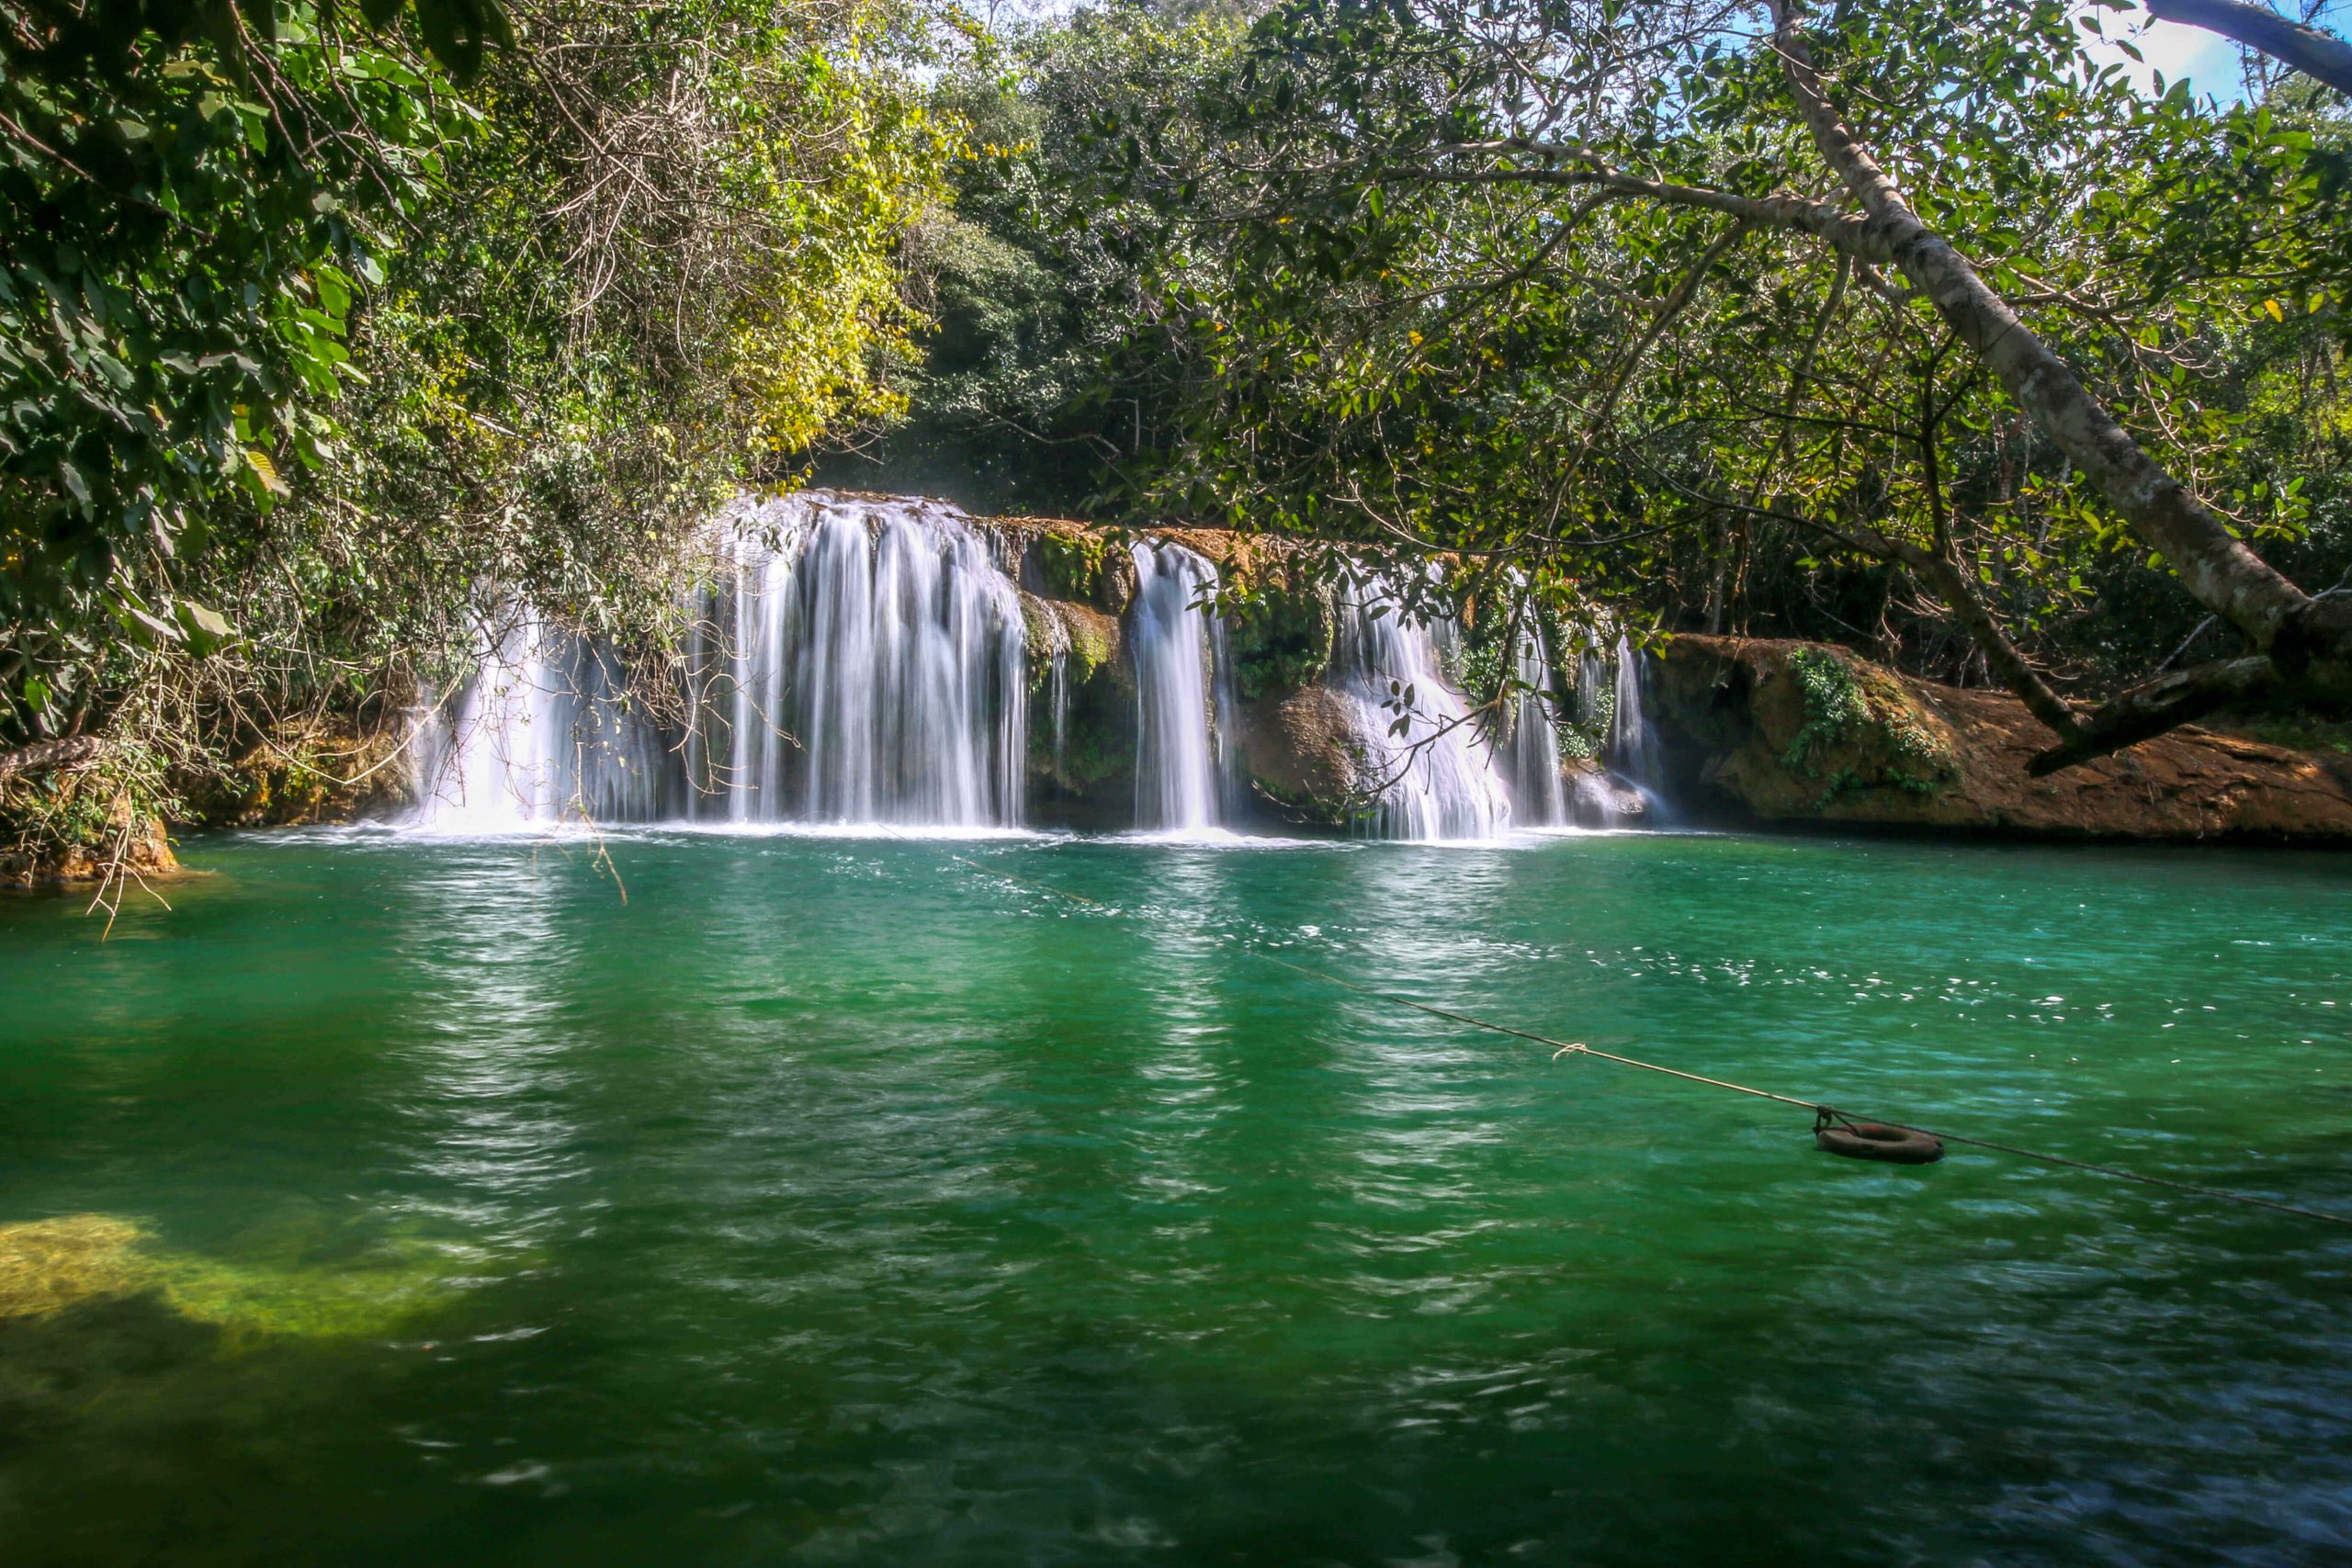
[1651,636,2352,842]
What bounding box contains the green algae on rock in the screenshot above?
[0,1213,474,1344]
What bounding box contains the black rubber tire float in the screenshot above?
[1816,1121,1945,1165]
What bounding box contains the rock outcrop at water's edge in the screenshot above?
[1650,636,2352,843]
[178,712,418,829]
[0,810,176,888]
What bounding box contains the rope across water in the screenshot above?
[886,828,2352,1233]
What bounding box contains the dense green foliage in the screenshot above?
[1,0,458,726]
[850,0,2352,740]
[824,2,1243,513]
[1081,0,2350,691]
[3,0,959,863]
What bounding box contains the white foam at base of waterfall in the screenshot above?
[409,606,675,832]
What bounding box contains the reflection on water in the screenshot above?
[389,850,594,1238]
[0,831,2347,1565]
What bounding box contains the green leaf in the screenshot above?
[244,448,290,497]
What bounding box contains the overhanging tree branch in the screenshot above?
[1845,523,2087,740]
[2147,0,2352,95]
[2028,654,2281,773]
[0,736,107,786]
[1766,0,2316,660]
[1407,149,1901,262]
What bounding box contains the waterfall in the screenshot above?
[1329,586,1513,841]
[1611,633,1662,793]
[1208,609,1250,824]
[1028,599,1072,790]
[412,604,674,830]
[1498,629,1568,828]
[1049,647,1069,784]
[409,489,1626,842]
[704,496,1027,828]
[1128,542,1223,834]
[1550,633,1665,829]
[414,494,1028,832]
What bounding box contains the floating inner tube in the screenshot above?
[1816,1121,1945,1165]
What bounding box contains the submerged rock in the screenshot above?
[0,1216,153,1319]
[1566,757,1649,826]
[0,1213,473,1345]
[1651,637,2352,842]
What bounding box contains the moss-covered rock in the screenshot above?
[1037,529,1108,603]
[1240,686,1367,827]
[1021,593,1134,814]
[1775,645,1960,801]
[178,717,415,829]
[1223,564,1335,702]
[1013,523,1136,615]
[1651,636,2352,840]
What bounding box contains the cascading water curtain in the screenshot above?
[1611,634,1663,796]
[1329,583,1513,841]
[1127,542,1224,834]
[1498,628,1569,828]
[423,494,1033,832]
[705,497,1029,829]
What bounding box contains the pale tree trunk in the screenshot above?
[2147,0,2352,96]
[1765,0,2352,768]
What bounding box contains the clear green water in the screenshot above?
[2,828,2349,1565]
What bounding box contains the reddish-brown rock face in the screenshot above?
[1653,637,2352,842]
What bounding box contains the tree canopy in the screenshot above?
[1042,0,2352,765]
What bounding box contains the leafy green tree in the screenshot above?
[839,1,1247,513]
[252,0,960,696]
[3,0,961,865]
[1101,0,2352,768]
[0,0,480,745]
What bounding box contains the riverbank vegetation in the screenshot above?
[5,0,2349,874]
[3,0,959,874]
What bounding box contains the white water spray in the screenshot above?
[412,605,673,830]
[1611,634,1663,795]
[1498,629,1569,828]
